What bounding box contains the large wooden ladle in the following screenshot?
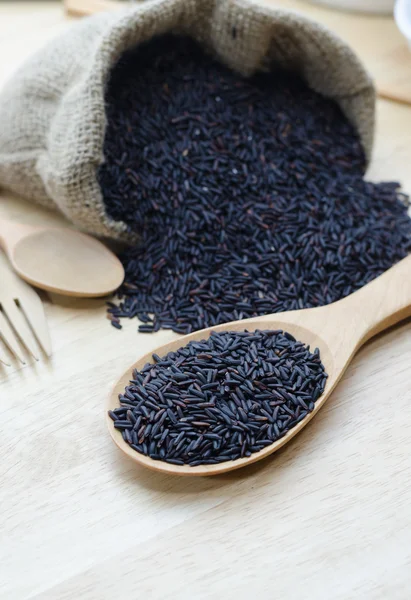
[107,254,411,476]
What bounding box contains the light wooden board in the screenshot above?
[64,0,124,17]
[64,0,411,105]
[0,2,410,599]
[275,0,411,105]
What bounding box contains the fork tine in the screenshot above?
[1,299,39,361]
[17,292,52,357]
[0,338,11,366]
[0,251,50,362]
[0,310,26,364]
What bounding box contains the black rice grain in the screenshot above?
[109,330,328,465]
[99,36,411,334]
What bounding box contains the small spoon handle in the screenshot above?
[0,218,38,255]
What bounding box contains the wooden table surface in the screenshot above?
[0,2,410,599]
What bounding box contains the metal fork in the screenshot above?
[0,252,51,365]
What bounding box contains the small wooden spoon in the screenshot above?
[107,254,411,476]
[0,218,125,297]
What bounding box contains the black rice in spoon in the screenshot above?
[108,330,328,466]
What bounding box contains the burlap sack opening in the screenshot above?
[0,0,375,241]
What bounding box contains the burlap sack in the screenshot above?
[0,0,375,241]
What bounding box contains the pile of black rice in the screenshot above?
[109,329,328,466]
[100,35,411,334]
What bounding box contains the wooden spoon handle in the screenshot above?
[343,253,411,345]
[0,218,39,254]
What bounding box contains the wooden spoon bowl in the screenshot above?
[107,254,411,476]
[0,219,124,297]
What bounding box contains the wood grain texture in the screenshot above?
[64,0,124,17]
[0,2,410,599]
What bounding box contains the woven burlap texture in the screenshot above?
[0,0,375,241]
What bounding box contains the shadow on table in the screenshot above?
[108,417,321,496]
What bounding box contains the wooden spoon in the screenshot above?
[0,218,125,297]
[107,254,411,476]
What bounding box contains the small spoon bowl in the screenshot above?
[107,254,411,476]
[0,219,124,297]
